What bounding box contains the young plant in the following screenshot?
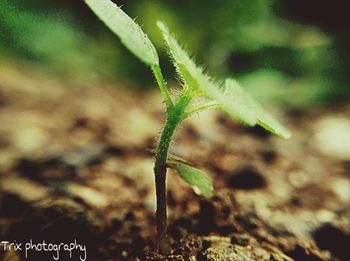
[84,0,290,253]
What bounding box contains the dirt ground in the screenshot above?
[0,59,349,261]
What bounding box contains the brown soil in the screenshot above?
[0,60,349,260]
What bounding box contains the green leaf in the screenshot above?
[168,163,213,196]
[158,21,290,138]
[84,0,159,66]
[224,79,291,138]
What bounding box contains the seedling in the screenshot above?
[84,0,290,253]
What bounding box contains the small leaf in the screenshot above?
[158,21,290,138]
[84,0,159,66]
[168,163,213,196]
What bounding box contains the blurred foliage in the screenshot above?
[0,0,349,107]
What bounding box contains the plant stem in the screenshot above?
[154,94,191,253]
[152,65,173,111]
[154,122,175,253]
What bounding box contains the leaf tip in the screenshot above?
[257,119,291,139]
[168,163,214,197]
[281,129,292,139]
[193,185,213,197]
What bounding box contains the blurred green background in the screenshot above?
[1,0,349,108]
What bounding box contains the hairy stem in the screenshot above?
[154,94,191,252]
[152,65,173,111]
